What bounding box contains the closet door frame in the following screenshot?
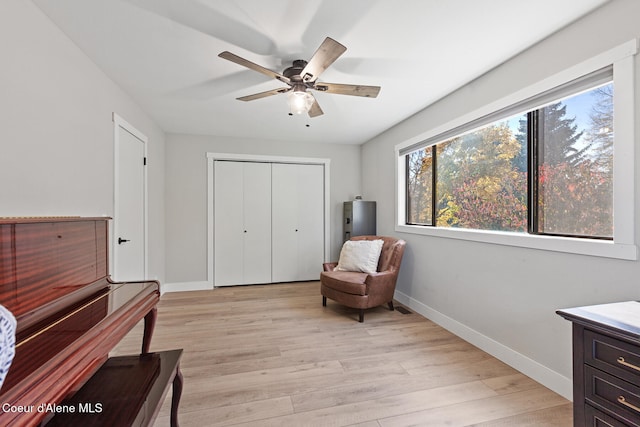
[207,153,330,288]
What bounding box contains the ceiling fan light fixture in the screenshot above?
[219,37,380,118]
[287,89,314,115]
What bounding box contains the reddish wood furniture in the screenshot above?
[0,217,181,426]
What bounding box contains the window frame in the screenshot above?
[395,40,637,260]
[405,145,435,226]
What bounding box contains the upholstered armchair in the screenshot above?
[321,236,406,322]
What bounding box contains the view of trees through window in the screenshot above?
[406,82,614,239]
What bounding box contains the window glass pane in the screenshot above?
[537,83,613,238]
[406,148,433,225]
[436,115,528,231]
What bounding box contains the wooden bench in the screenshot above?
[47,349,183,426]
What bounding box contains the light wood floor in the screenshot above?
[112,281,572,426]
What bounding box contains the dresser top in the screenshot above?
[557,301,640,338]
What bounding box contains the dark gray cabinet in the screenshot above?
[343,200,376,242]
[558,301,640,426]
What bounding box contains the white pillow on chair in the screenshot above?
[335,239,384,274]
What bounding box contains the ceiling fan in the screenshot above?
[218,37,381,118]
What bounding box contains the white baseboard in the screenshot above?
[393,290,573,401]
[161,281,213,295]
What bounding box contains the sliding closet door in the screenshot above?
[214,161,271,286]
[271,163,324,282]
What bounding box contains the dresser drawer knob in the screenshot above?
[617,356,640,372]
[618,396,640,413]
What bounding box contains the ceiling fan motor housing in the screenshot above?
[283,59,309,82]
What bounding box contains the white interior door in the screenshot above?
[272,163,324,282]
[214,161,243,285]
[214,161,272,286]
[113,114,146,282]
[296,164,324,280]
[271,164,298,282]
[207,153,330,288]
[242,162,272,284]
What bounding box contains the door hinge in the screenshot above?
[143,157,147,166]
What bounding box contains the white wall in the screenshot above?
[165,133,362,286]
[362,0,640,399]
[0,0,166,282]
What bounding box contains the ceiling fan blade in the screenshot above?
[237,87,290,102]
[219,51,291,85]
[300,37,347,83]
[314,82,381,98]
[308,96,324,118]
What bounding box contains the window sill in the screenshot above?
[395,224,637,260]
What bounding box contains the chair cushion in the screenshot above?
[335,239,383,274]
[320,270,368,296]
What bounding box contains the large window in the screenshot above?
[406,81,613,239]
[396,40,637,259]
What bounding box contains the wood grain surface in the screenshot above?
[113,282,571,427]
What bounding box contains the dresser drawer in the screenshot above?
[585,365,640,426]
[586,404,634,426]
[586,330,640,383]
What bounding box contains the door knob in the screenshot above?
[118,237,130,245]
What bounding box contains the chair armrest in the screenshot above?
[323,262,338,272]
[365,270,395,284]
[364,271,397,295]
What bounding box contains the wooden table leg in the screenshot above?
[142,307,157,354]
[171,365,183,427]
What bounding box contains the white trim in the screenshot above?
[161,281,212,295]
[395,39,638,260]
[612,52,636,246]
[112,113,149,279]
[396,223,637,260]
[206,152,328,165]
[113,112,148,143]
[393,289,573,401]
[207,156,215,290]
[206,152,331,288]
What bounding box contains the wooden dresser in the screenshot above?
[558,301,640,427]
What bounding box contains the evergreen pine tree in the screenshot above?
[540,102,587,166]
[512,115,527,172]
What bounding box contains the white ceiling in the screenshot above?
[33,0,607,145]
